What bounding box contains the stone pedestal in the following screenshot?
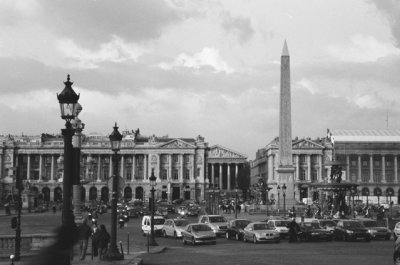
[277,166,295,212]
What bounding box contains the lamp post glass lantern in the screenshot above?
[149,170,158,246]
[104,123,123,260]
[234,186,239,219]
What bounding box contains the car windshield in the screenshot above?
[192,225,211,232]
[175,220,189,227]
[253,223,269,230]
[209,216,227,223]
[304,223,321,229]
[275,221,290,227]
[343,221,363,228]
[235,220,252,228]
[362,221,377,227]
[154,219,165,225]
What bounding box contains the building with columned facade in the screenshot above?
[0,130,247,206]
[251,129,400,205]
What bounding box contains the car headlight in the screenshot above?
[369,229,377,233]
[311,232,319,236]
[346,230,354,234]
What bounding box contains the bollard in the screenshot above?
[119,241,124,259]
[127,232,130,255]
[10,254,14,265]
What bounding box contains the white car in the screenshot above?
[162,219,189,238]
[266,219,290,238]
[243,222,280,244]
[393,222,400,240]
[198,215,229,236]
[141,215,165,236]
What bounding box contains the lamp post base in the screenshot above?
[148,239,158,246]
[103,247,124,261]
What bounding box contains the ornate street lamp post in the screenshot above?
[57,74,79,229]
[387,190,393,218]
[351,186,356,218]
[71,108,84,222]
[149,170,158,246]
[277,185,281,216]
[282,184,287,218]
[376,189,382,206]
[209,184,215,215]
[366,190,369,207]
[104,123,123,260]
[234,185,239,219]
[216,185,220,215]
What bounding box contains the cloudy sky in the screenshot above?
[1,0,400,160]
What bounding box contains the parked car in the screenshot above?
[243,222,280,244]
[156,206,169,218]
[318,220,337,233]
[266,219,290,238]
[298,222,333,241]
[186,206,200,217]
[359,219,391,240]
[333,220,371,242]
[182,223,216,245]
[226,219,252,241]
[141,215,166,236]
[198,215,229,236]
[162,219,189,238]
[394,222,400,240]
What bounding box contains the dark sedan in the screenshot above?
[298,222,333,241]
[226,219,252,241]
[333,220,371,242]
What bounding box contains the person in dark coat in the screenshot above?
[78,219,92,260]
[95,224,110,260]
[287,218,300,243]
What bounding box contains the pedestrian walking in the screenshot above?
[78,219,92,260]
[92,222,99,257]
[287,217,300,243]
[95,224,110,260]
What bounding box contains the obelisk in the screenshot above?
[277,40,295,211]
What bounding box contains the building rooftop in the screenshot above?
[330,129,400,142]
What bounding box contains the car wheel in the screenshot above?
[253,236,257,244]
[163,230,167,238]
[275,239,280,243]
[174,232,177,239]
[342,234,347,241]
[191,237,196,246]
[243,235,247,243]
[226,232,230,239]
[394,234,398,241]
[182,237,186,245]
[235,233,240,241]
[385,235,391,241]
[365,236,371,242]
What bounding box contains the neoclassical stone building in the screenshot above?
[251,129,400,204]
[0,130,247,205]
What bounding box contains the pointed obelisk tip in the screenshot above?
[282,40,289,56]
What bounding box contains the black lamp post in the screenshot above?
[209,184,214,215]
[71,108,84,222]
[205,178,209,214]
[234,185,239,219]
[366,190,369,207]
[104,123,123,260]
[149,169,158,246]
[377,189,382,206]
[216,185,220,214]
[57,74,79,229]
[277,185,281,216]
[387,190,393,218]
[282,184,287,218]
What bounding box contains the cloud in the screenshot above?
[327,34,400,62]
[158,47,234,74]
[368,0,400,48]
[220,11,255,44]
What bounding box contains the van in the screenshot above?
[141,215,166,236]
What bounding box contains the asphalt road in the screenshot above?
[0,210,396,265]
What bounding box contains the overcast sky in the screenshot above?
[1,0,399,160]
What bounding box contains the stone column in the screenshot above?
[39,155,43,180]
[96,156,101,182]
[219,164,223,189]
[358,155,362,182]
[369,155,374,183]
[227,164,231,190]
[50,155,55,182]
[268,155,273,182]
[144,155,148,180]
[180,154,184,182]
[382,155,386,183]
[318,155,322,182]
[307,155,311,181]
[108,155,113,179]
[211,163,215,186]
[169,154,172,180]
[346,155,350,181]
[27,154,31,180]
[120,155,125,179]
[395,156,398,183]
[296,155,300,181]
[131,154,135,182]
[235,164,239,186]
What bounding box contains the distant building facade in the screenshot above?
[0,130,247,205]
[251,129,400,205]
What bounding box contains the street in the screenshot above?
[0,210,396,265]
